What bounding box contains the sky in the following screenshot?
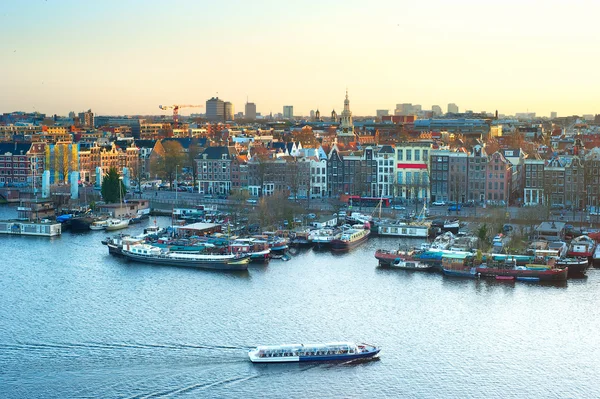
[2,0,600,118]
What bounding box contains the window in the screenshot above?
[397,150,403,161]
[414,149,420,161]
[406,150,412,161]
[423,149,429,160]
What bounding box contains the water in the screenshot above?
[1,207,600,398]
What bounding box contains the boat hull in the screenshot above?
[122,251,249,271]
[442,268,479,278]
[331,232,370,252]
[249,349,380,363]
[476,267,568,281]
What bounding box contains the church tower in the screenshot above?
[331,109,337,122]
[315,109,321,121]
[336,90,356,145]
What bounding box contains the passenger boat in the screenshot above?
[375,248,408,266]
[121,243,250,271]
[567,235,596,258]
[441,252,478,278]
[377,220,429,238]
[476,256,568,281]
[105,218,130,231]
[248,342,380,363]
[331,227,370,252]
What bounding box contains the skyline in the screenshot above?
[2,0,600,117]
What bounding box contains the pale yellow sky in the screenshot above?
[1,0,599,118]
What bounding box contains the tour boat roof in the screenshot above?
[256,342,356,351]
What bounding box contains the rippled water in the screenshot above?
[1,207,600,398]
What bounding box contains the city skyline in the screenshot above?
[2,0,600,117]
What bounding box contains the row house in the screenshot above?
[543,156,585,208]
[44,141,79,184]
[246,156,310,198]
[485,151,512,205]
[230,155,248,191]
[375,145,394,198]
[467,145,487,202]
[584,148,600,210]
[195,146,236,195]
[0,142,45,187]
[309,156,327,198]
[326,145,376,198]
[78,143,140,184]
[500,148,526,202]
[395,142,431,201]
[523,159,545,205]
[429,149,467,203]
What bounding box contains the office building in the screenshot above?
[550,112,557,119]
[432,105,442,116]
[283,106,293,119]
[245,102,257,120]
[447,103,459,114]
[224,102,234,121]
[78,109,94,128]
[376,110,389,118]
[206,97,225,121]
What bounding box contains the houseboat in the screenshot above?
[248,342,380,363]
[331,227,370,252]
[390,255,433,272]
[377,220,429,238]
[441,252,478,278]
[121,243,250,271]
[308,228,340,249]
[0,220,61,237]
[477,256,568,281]
[230,238,271,263]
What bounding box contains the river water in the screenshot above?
[1,206,600,398]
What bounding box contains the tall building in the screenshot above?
[206,97,225,121]
[432,105,442,116]
[310,110,315,119]
[447,103,459,114]
[283,106,293,119]
[376,110,389,118]
[78,109,94,128]
[550,111,557,119]
[224,102,234,121]
[245,102,257,120]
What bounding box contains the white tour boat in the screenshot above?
[248,342,380,363]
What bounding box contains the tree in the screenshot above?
[101,167,125,204]
[150,141,186,189]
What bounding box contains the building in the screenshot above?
[447,103,459,114]
[195,146,236,195]
[224,102,234,121]
[140,123,172,140]
[326,145,376,198]
[550,112,557,119]
[245,102,257,120]
[283,106,294,119]
[584,148,600,211]
[336,91,356,146]
[523,158,545,206]
[0,142,45,188]
[78,109,94,128]
[309,156,327,198]
[206,97,225,121]
[376,110,389,118]
[45,141,80,184]
[467,145,487,203]
[484,152,511,205]
[432,105,443,116]
[394,142,431,201]
[375,145,395,198]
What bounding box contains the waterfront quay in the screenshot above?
[2,207,600,398]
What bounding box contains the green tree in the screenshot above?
[101,167,125,204]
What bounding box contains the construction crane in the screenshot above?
[159,104,204,128]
